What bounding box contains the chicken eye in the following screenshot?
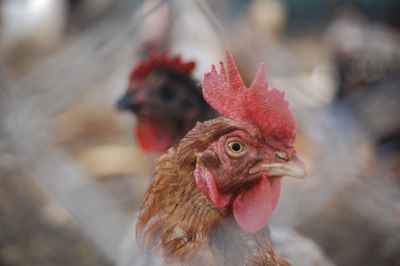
[227,141,244,154]
[160,85,176,100]
[274,151,289,161]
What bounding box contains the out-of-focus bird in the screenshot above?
[136,52,307,265]
[325,17,400,100]
[325,17,400,156]
[0,0,117,54]
[117,52,216,153]
[0,0,68,56]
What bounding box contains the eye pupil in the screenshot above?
[160,86,175,99]
[229,142,243,152]
[231,143,241,151]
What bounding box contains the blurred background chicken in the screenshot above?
[0,0,399,265]
[117,52,216,153]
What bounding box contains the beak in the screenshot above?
[116,94,132,110]
[115,94,140,110]
[249,155,307,179]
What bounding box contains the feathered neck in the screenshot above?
[136,117,289,265]
[136,118,236,261]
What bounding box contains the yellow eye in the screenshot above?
[228,141,244,154]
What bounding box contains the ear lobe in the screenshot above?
[197,151,221,169]
[194,163,231,209]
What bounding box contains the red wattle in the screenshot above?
[233,177,281,233]
[135,121,173,153]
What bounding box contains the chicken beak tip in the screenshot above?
[249,157,307,179]
[116,95,131,110]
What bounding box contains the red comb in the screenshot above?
[202,51,296,145]
[130,51,196,81]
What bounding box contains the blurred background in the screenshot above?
[0,0,399,265]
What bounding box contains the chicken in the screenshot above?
[136,52,307,265]
[325,17,400,157]
[0,0,67,56]
[117,52,216,153]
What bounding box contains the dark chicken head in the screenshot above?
[117,52,211,153]
[194,52,306,233]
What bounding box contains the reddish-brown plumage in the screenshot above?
[136,52,305,265]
